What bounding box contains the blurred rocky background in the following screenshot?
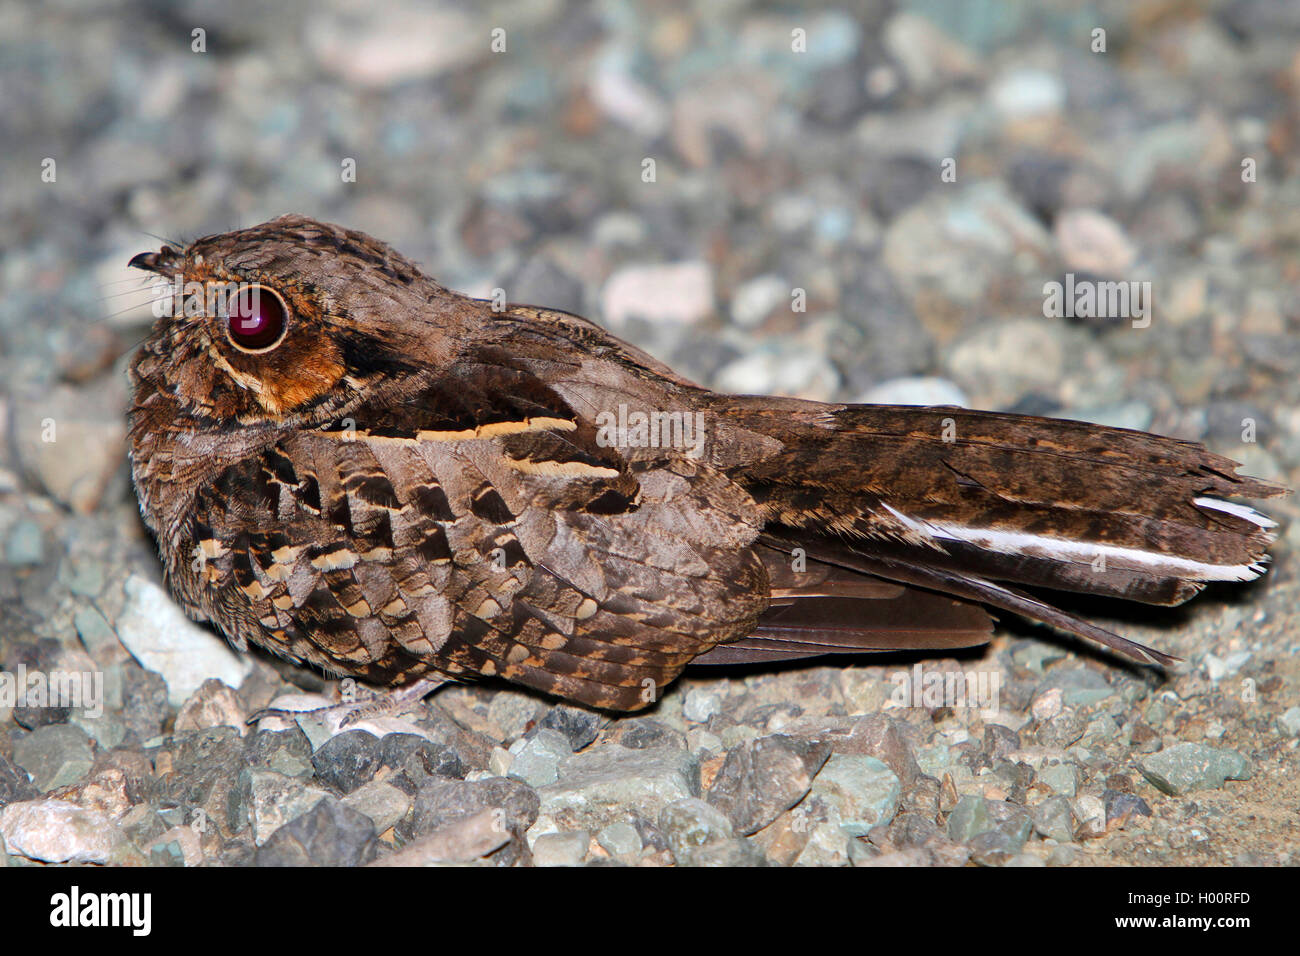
[1,0,1298,866]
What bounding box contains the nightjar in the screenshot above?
[127,215,1286,711]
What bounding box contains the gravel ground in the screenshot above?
[2,0,1299,866]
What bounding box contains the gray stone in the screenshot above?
[508,728,571,788]
[707,734,831,835]
[120,662,169,743]
[1031,796,1076,843]
[1039,762,1079,797]
[984,724,1021,760]
[538,705,604,751]
[256,796,377,866]
[0,754,39,806]
[539,744,699,832]
[342,780,412,835]
[239,769,332,846]
[244,728,315,778]
[1047,844,1081,866]
[11,723,95,792]
[174,678,247,736]
[730,275,788,328]
[947,795,993,843]
[531,830,590,867]
[114,574,252,706]
[379,732,464,786]
[4,520,44,565]
[857,376,968,408]
[1277,706,1300,738]
[0,799,136,864]
[1103,790,1152,829]
[155,727,248,836]
[1036,711,1086,749]
[61,554,105,598]
[403,776,540,840]
[1138,744,1252,795]
[13,382,128,515]
[659,798,736,866]
[73,606,119,659]
[595,821,642,859]
[810,754,901,836]
[1038,668,1116,709]
[312,730,384,794]
[682,687,723,723]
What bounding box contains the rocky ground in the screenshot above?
[2,0,1299,866]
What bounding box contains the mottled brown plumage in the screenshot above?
[127,215,1286,710]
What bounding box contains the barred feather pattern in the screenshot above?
[127,215,1286,710]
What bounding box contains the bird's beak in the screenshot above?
[127,245,178,274]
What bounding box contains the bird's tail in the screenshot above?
[707,398,1286,666]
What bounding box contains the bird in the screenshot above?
[125,214,1287,712]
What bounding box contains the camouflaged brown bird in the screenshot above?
[127,215,1286,711]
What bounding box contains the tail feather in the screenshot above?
[711,400,1286,666]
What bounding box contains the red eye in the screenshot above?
[225,285,288,352]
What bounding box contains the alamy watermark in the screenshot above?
[0,665,104,719]
[595,404,707,459]
[885,663,1001,718]
[1043,273,1151,328]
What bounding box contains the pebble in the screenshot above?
[857,376,968,407]
[681,688,723,724]
[531,830,590,867]
[538,706,604,752]
[1031,687,1064,722]
[595,821,642,859]
[508,728,571,788]
[0,754,39,805]
[945,319,1066,408]
[659,798,739,866]
[244,728,315,778]
[1047,844,1081,866]
[378,733,465,788]
[1031,796,1076,843]
[256,796,377,867]
[341,780,412,835]
[403,776,540,841]
[809,754,901,836]
[12,384,128,515]
[4,520,44,565]
[114,574,252,706]
[240,769,332,846]
[174,679,247,737]
[990,68,1065,119]
[707,734,831,835]
[1036,711,1086,749]
[1073,795,1107,839]
[1038,762,1079,798]
[311,730,384,794]
[11,723,95,792]
[538,745,699,833]
[601,263,713,327]
[1277,707,1300,738]
[376,809,511,865]
[72,606,119,660]
[1103,790,1152,830]
[1204,652,1252,682]
[0,799,137,865]
[730,275,789,328]
[1137,743,1252,795]
[1054,208,1138,276]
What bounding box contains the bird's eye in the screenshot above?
[224,284,289,352]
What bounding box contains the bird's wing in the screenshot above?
[182,354,766,709]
